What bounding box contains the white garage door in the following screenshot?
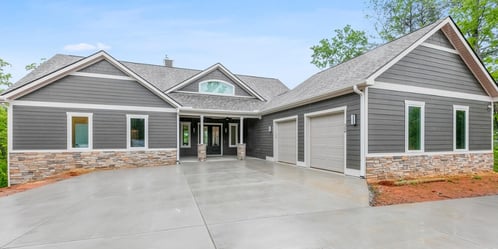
[276,119,297,164]
[310,112,345,172]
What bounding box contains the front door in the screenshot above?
[203,125,222,155]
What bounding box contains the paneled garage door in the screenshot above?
[309,112,345,172]
[276,119,297,164]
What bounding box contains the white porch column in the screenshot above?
[200,115,204,144]
[240,117,244,144]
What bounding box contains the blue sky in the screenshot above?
[0,0,375,88]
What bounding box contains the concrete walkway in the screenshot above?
[1,159,497,249]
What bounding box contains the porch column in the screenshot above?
[198,115,206,161]
[237,117,246,160]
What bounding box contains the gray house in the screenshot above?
[1,17,496,185]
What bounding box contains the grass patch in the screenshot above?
[0,158,7,188]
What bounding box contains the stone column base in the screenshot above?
[366,152,494,182]
[198,144,207,161]
[237,144,246,160]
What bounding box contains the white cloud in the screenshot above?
[63,42,111,51]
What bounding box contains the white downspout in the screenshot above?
[353,85,366,178]
[176,109,180,164]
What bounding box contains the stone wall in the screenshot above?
[366,152,493,182]
[9,149,177,185]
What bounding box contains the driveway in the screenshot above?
[1,159,497,249]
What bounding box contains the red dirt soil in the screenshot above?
[0,168,99,197]
[370,172,498,206]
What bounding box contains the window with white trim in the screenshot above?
[180,122,191,148]
[229,123,239,147]
[405,101,425,152]
[454,105,469,151]
[127,115,148,149]
[199,80,235,95]
[67,112,93,150]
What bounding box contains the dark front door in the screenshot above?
[204,125,222,155]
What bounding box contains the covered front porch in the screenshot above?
[178,111,258,161]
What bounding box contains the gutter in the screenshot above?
[353,85,367,178]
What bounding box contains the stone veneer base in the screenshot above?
[9,149,177,185]
[366,152,493,182]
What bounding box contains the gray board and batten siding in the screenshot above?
[247,93,361,170]
[19,75,174,108]
[376,45,487,95]
[368,88,491,153]
[12,105,177,150]
[177,69,253,97]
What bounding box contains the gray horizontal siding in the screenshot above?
[20,75,173,108]
[78,60,128,76]
[425,30,454,49]
[376,45,486,95]
[178,69,252,97]
[247,93,360,170]
[368,88,492,153]
[13,105,177,150]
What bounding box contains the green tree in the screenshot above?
[368,0,447,41]
[448,0,498,80]
[0,59,10,187]
[25,58,46,71]
[0,59,13,90]
[310,25,369,69]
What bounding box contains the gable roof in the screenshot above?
[2,51,181,108]
[262,17,498,113]
[166,63,266,101]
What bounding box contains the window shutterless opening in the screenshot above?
[67,112,93,150]
[127,115,148,149]
[180,122,191,148]
[454,105,469,151]
[405,101,425,152]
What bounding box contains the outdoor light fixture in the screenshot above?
[350,114,357,126]
[268,125,272,132]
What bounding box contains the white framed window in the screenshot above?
[405,101,425,152]
[67,112,93,150]
[453,105,469,151]
[180,122,191,148]
[127,114,148,149]
[229,123,239,147]
[198,80,235,96]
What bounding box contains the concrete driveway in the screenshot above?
[1,159,497,249]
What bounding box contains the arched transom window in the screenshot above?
[199,80,235,95]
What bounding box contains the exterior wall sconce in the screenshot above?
[350,114,357,126]
[268,125,272,132]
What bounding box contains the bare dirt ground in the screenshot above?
[0,168,100,197]
[369,172,498,206]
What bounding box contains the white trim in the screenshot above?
[371,81,492,102]
[453,105,469,151]
[240,117,244,144]
[12,100,177,113]
[180,122,191,148]
[304,106,347,174]
[174,90,257,99]
[176,110,180,162]
[367,150,492,158]
[228,123,239,148]
[345,168,361,177]
[10,148,178,153]
[296,161,306,167]
[179,107,260,117]
[198,80,235,96]
[491,103,494,151]
[445,20,498,96]
[66,112,93,151]
[197,122,223,156]
[367,19,450,82]
[2,51,181,108]
[126,114,148,150]
[420,42,459,54]
[353,85,366,177]
[166,63,266,101]
[265,156,274,162]
[364,87,369,176]
[69,72,136,81]
[405,100,425,153]
[7,103,12,187]
[273,115,298,164]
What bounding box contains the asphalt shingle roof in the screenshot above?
[262,19,444,112]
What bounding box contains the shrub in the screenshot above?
[0,158,7,187]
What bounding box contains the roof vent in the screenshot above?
[164,55,173,67]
